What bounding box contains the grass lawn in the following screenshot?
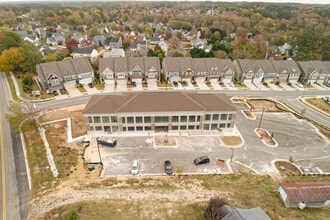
[42,175,330,220]
[305,97,330,114]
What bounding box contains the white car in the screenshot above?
[295,82,304,88]
[131,160,139,175]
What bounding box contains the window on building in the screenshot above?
[172,116,179,122]
[211,124,218,130]
[220,114,227,120]
[136,126,143,131]
[144,126,151,131]
[136,117,143,123]
[122,117,126,124]
[205,114,211,121]
[89,126,94,131]
[102,116,110,123]
[155,116,168,123]
[93,116,101,123]
[189,115,195,122]
[227,123,232,128]
[112,126,118,132]
[188,125,194,130]
[212,114,219,121]
[228,114,233,120]
[127,117,134,124]
[123,127,126,131]
[104,126,110,132]
[197,115,201,122]
[219,124,226,128]
[180,116,187,122]
[203,124,209,130]
[180,125,187,130]
[196,125,200,129]
[172,126,178,130]
[95,126,102,131]
[128,126,135,131]
[88,116,92,123]
[111,116,118,123]
[144,116,151,123]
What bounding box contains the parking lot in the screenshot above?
[83,105,330,177]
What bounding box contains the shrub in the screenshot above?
[204,197,227,220]
[22,75,34,86]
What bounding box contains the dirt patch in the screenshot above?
[154,136,176,146]
[256,129,276,146]
[248,100,284,112]
[274,161,300,175]
[220,136,242,146]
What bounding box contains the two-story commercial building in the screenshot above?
[83,91,238,135]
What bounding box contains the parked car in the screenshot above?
[132,81,136,87]
[295,82,304,88]
[59,88,65,94]
[173,81,178,87]
[164,160,173,175]
[194,156,210,165]
[131,160,139,175]
[182,81,188,87]
[52,90,58,96]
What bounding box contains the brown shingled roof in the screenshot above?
[279,182,330,203]
[83,91,237,114]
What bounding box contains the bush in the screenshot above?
[22,75,34,86]
[275,81,280,85]
[66,210,78,220]
[204,197,226,220]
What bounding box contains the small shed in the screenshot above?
[278,182,330,208]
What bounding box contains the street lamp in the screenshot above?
[257,107,265,130]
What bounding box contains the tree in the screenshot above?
[0,31,23,53]
[66,38,79,53]
[0,47,24,72]
[5,101,39,132]
[45,53,57,62]
[19,41,44,72]
[203,197,227,220]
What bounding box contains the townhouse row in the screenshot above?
[36,57,330,92]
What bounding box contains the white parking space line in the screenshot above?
[196,78,209,90]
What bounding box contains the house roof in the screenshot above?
[36,58,93,82]
[163,58,234,73]
[72,47,94,55]
[221,205,271,220]
[279,182,330,203]
[99,57,160,74]
[83,92,237,114]
[298,61,315,75]
[311,61,327,74]
[283,60,301,75]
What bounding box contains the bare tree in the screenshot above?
[204,196,226,220]
[5,101,39,131]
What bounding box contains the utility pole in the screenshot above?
[257,107,265,130]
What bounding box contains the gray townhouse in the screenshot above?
[98,57,161,85]
[36,58,94,92]
[234,59,264,84]
[271,60,301,84]
[83,91,238,134]
[162,57,235,83]
[297,61,326,84]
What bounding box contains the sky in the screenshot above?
[0,0,328,4]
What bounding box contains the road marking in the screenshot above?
[0,115,6,220]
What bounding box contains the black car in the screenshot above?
[182,81,188,87]
[194,156,210,165]
[59,88,65,94]
[164,160,173,175]
[132,81,136,87]
[52,90,59,96]
[173,81,178,87]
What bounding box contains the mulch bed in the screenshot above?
[275,161,300,175]
[256,129,276,146]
